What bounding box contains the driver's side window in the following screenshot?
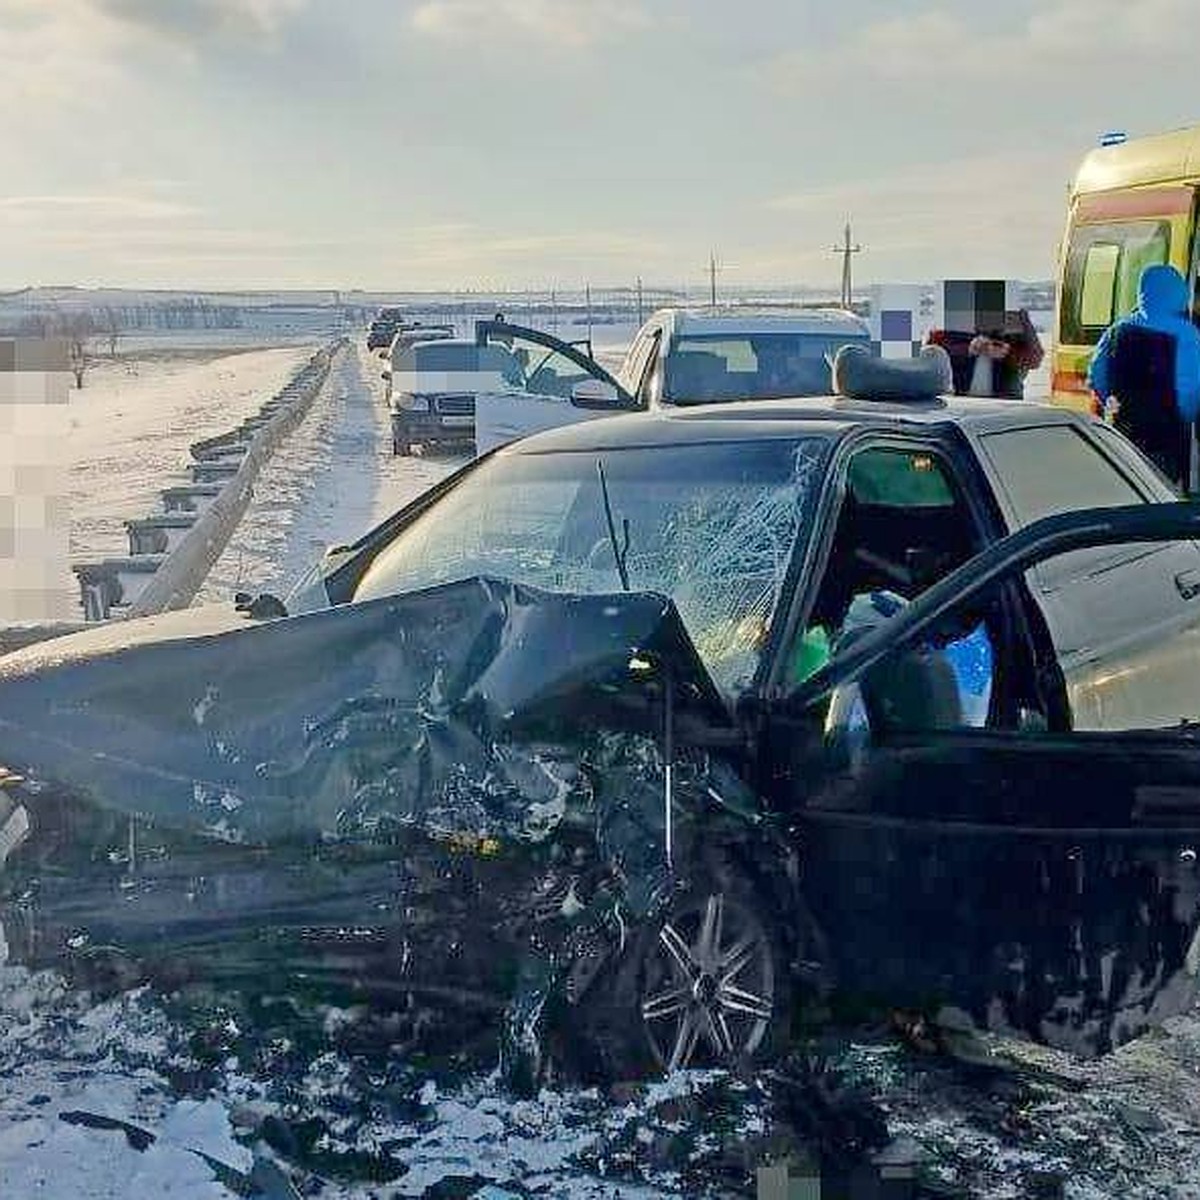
[787,444,991,722]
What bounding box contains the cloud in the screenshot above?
[0,203,666,287]
[365,223,666,284]
[0,195,201,221]
[410,0,653,49]
[763,148,1069,280]
[769,0,1200,89]
[0,0,133,108]
[91,0,307,41]
[0,0,307,122]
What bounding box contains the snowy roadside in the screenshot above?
[197,342,466,605]
[61,348,316,610]
[6,944,1200,1199]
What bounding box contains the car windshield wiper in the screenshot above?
[596,458,631,591]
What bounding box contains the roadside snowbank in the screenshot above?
[197,343,466,605]
[61,348,314,608]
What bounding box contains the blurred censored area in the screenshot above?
[0,337,71,622]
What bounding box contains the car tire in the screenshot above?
[564,863,804,1084]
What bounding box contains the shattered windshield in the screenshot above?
[353,437,830,693]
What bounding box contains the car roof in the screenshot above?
[499,395,1094,454]
[409,337,478,350]
[651,306,870,339]
[392,328,454,344]
[400,338,512,361]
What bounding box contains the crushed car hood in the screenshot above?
[0,577,729,847]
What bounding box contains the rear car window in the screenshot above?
[663,331,869,403]
[408,343,516,372]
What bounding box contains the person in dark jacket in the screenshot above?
[1088,264,1200,491]
[926,309,1043,399]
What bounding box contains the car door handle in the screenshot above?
[1176,571,1200,601]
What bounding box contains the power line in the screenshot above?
[831,222,863,308]
[707,251,725,308]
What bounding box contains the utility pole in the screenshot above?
[636,275,644,326]
[831,221,863,309]
[585,283,593,343]
[708,251,720,308]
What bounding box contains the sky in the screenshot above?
[1,0,1198,292]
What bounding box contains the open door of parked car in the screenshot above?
[771,501,1200,1055]
[473,319,639,453]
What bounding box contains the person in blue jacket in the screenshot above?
[1088,263,1200,490]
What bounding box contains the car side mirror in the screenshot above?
[570,378,622,409]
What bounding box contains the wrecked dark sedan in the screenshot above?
[4,357,1200,1088]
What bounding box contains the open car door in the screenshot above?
[783,501,1200,1056]
[473,319,639,454]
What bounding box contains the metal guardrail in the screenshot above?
[68,337,348,623]
[0,623,90,657]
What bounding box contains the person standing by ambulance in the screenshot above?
[1088,263,1200,492]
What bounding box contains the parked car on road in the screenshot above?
[385,337,521,455]
[616,307,872,407]
[470,309,872,452]
[4,359,1200,1091]
[367,321,397,351]
[367,308,426,352]
[385,323,455,359]
[381,324,456,403]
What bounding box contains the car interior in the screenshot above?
[796,445,1006,735]
[665,350,731,402]
[664,336,864,404]
[807,447,979,627]
[790,444,1080,748]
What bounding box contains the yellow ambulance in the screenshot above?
[1053,124,1200,411]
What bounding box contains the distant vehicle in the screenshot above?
[385,337,521,455]
[6,360,1200,1090]
[367,307,417,351]
[381,324,456,403]
[1053,124,1200,410]
[469,308,873,453]
[384,324,455,360]
[381,325,457,405]
[367,319,398,351]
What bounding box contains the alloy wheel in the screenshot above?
[640,890,776,1073]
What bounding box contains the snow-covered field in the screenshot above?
[6,313,1200,1199]
[55,348,312,614]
